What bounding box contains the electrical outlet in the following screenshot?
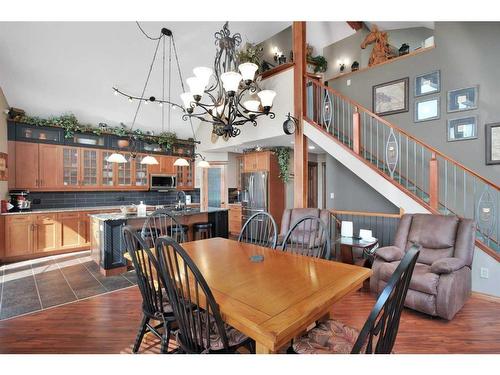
[480,268,489,279]
[347,79,351,86]
[330,192,335,199]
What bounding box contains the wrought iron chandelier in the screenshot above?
[111,23,208,168]
[180,22,277,138]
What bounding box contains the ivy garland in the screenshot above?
[272,147,292,184]
[12,112,179,150]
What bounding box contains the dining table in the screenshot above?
[172,237,372,354]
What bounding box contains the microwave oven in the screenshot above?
[150,174,177,191]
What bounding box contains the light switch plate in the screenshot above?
[330,192,335,199]
[347,79,351,86]
[480,267,489,279]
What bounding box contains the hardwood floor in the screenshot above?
[0,286,498,354]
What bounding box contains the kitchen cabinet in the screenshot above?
[149,155,176,175]
[15,142,62,190]
[8,140,16,189]
[58,211,91,249]
[228,204,242,236]
[100,150,115,188]
[242,151,271,172]
[33,213,59,253]
[39,144,62,189]
[177,160,195,190]
[80,149,99,188]
[134,154,149,188]
[4,215,33,257]
[15,142,39,189]
[62,146,80,188]
[116,152,132,187]
[236,155,243,190]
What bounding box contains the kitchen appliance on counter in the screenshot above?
[150,174,177,191]
[241,172,268,223]
[8,190,31,212]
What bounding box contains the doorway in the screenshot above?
[201,163,228,210]
[307,161,318,208]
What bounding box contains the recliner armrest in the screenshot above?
[374,246,404,262]
[430,257,467,274]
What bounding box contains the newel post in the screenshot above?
[429,152,439,210]
[352,109,361,155]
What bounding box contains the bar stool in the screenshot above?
[193,222,213,240]
[167,224,189,243]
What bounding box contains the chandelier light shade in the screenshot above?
[107,153,128,164]
[193,67,214,87]
[220,71,243,93]
[140,155,159,165]
[257,90,277,109]
[181,22,276,138]
[243,100,261,113]
[173,157,190,167]
[238,62,259,83]
[198,159,211,168]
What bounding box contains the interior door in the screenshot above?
[206,164,227,208]
[307,161,318,208]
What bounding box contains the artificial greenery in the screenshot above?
[12,112,178,148]
[308,55,328,73]
[236,42,264,66]
[272,147,291,184]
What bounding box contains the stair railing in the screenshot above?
[305,77,499,257]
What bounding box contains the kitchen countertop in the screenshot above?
[0,203,201,216]
[89,207,229,221]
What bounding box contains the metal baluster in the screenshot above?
[454,165,457,214]
[444,159,448,215]
[421,146,425,200]
[383,125,386,175]
[413,142,417,196]
[342,99,345,144]
[398,132,402,184]
[376,121,379,170]
[406,136,409,190]
[463,171,467,217]
[473,177,477,222]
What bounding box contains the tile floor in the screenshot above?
[0,251,137,320]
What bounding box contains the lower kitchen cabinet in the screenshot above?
[4,215,34,257]
[58,212,89,249]
[228,204,242,236]
[33,213,59,253]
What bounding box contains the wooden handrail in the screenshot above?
[260,62,294,80]
[306,78,500,190]
[329,208,405,219]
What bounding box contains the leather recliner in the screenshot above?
[370,213,475,320]
[278,208,330,245]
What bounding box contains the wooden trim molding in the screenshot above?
[329,208,404,219]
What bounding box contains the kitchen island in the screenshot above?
[89,207,229,275]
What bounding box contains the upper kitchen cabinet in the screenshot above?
[15,142,62,190]
[176,160,195,190]
[39,144,63,189]
[243,151,272,172]
[134,154,149,188]
[15,123,63,144]
[148,155,176,175]
[15,142,39,189]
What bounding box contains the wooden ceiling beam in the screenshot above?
[347,21,364,31]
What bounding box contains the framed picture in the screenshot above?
[447,86,478,113]
[372,77,409,116]
[447,116,478,142]
[486,122,500,165]
[415,70,440,97]
[415,96,440,122]
[0,152,7,181]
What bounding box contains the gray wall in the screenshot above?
[327,22,500,185]
[325,153,400,214]
[259,26,292,65]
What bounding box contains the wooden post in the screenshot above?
[200,167,208,212]
[352,110,361,155]
[429,152,439,210]
[293,21,308,208]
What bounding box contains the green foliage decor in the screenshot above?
[272,147,291,184]
[308,55,328,73]
[12,112,179,150]
[236,42,263,66]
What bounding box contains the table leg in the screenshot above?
[255,342,276,354]
[340,244,354,264]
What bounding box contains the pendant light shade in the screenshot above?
[186,77,205,99]
[140,155,159,165]
[220,71,242,93]
[257,90,277,108]
[238,62,258,82]
[198,159,210,168]
[107,153,128,164]
[180,92,195,109]
[193,66,213,88]
[173,157,190,167]
[243,100,261,112]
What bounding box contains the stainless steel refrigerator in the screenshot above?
[241,171,269,223]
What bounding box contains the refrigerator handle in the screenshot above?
[249,175,254,206]
[263,172,268,210]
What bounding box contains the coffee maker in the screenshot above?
[8,190,31,212]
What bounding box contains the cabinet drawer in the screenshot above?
[57,212,80,219]
[6,215,33,224]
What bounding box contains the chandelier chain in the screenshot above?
[168,36,172,133]
[161,35,165,133]
[135,21,162,40]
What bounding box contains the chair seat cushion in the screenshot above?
[380,261,439,295]
[292,320,362,354]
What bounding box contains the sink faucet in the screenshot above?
[176,190,187,211]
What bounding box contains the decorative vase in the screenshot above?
[117,139,130,148]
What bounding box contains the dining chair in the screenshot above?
[238,211,278,249]
[281,215,331,259]
[155,236,254,354]
[289,245,420,354]
[122,225,176,354]
[141,208,186,246]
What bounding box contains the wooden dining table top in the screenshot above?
[177,237,372,353]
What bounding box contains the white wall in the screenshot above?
[0,87,9,200]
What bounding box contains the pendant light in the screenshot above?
[173,157,190,167]
[140,155,160,165]
[106,153,128,163]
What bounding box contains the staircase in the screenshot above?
[304,77,499,260]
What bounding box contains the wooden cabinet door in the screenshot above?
[62,147,80,189]
[80,149,99,189]
[243,154,256,172]
[34,214,59,253]
[116,152,132,186]
[58,212,81,249]
[100,150,115,188]
[15,142,39,189]
[79,212,91,246]
[162,156,176,174]
[148,157,162,175]
[39,144,62,189]
[176,160,194,190]
[133,154,149,188]
[228,205,242,235]
[8,141,16,189]
[255,152,270,171]
[236,156,243,190]
[5,215,33,257]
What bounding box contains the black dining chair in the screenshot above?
[122,225,176,354]
[154,236,254,354]
[141,208,186,246]
[281,215,331,259]
[238,211,278,249]
[289,245,420,354]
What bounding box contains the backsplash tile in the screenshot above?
[29,190,200,209]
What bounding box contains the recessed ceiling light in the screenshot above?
[308,145,316,150]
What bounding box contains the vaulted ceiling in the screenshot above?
[0,22,290,139]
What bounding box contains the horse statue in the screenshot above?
[361,25,394,66]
